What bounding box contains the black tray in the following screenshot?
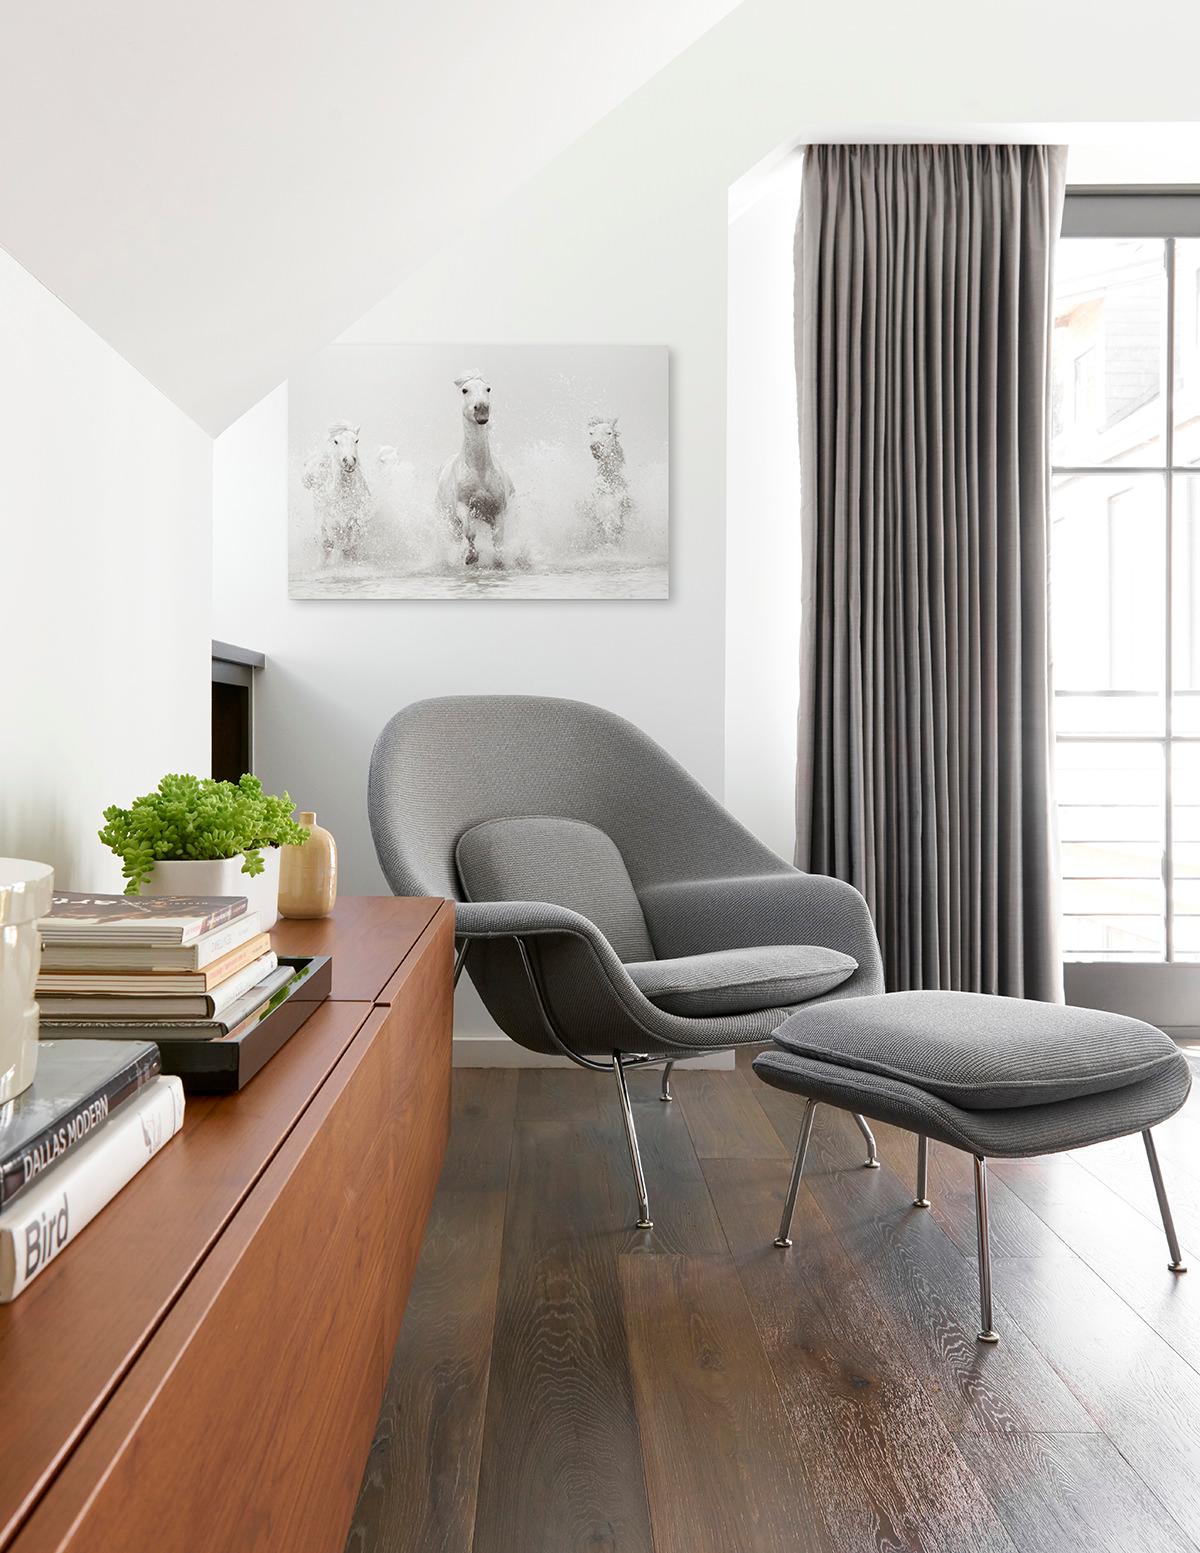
[156,956,332,1094]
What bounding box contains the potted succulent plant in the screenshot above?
[99,774,310,930]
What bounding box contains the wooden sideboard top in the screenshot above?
[272,895,443,1003]
[0,896,449,1549]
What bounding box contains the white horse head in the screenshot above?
[328,420,360,473]
[376,444,399,467]
[454,369,492,427]
[588,416,621,459]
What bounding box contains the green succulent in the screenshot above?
[100,773,310,894]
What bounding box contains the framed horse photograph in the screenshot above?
[287,342,669,600]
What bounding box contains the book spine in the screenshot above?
[182,900,247,943]
[0,1078,185,1301]
[38,912,263,971]
[190,913,263,969]
[198,933,272,988]
[207,953,279,1016]
[0,1048,162,1210]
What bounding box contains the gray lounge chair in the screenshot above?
[368,694,884,1228]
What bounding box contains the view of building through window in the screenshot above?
[1052,236,1200,961]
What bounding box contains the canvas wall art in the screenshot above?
[287,343,668,599]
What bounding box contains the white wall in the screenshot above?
[214,0,1200,1059]
[0,247,211,893]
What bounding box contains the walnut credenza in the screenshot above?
[0,897,453,1553]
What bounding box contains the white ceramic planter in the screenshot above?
[139,849,281,931]
[0,858,55,1103]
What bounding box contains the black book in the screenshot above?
[0,1039,161,1210]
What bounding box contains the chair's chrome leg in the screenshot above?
[613,1051,653,1229]
[853,1111,881,1168]
[452,939,471,986]
[973,1156,1000,1343]
[774,1099,818,1248]
[660,1060,675,1103]
[1143,1129,1188,1272]
[914,1134,930,1207]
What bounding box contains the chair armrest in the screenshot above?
[637,872,885,994]
[454,899,612,946]
[451,897,802,1055]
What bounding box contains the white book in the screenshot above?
[0,1076,185,1302]
[39,912,263,971]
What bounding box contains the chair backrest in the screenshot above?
[455,815,656,962]
[368,695,789,907]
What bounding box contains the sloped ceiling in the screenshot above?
[0,1,740,433]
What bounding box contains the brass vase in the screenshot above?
[279,813,338,919]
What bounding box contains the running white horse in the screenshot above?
[585,416,632,544]
[436,370,513,568]
[302,422,371,562]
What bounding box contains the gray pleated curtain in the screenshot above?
[795,144,1066,1001]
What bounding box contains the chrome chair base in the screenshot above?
[613,1052,653,1229]
[771,1104,1188,1344]
[914,1134,930,1207]
[852,1110,881,1168]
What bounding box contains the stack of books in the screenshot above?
[0,1040,183,1300]
[35,892,293,1043]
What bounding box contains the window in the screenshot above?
[1053,199,1200,965]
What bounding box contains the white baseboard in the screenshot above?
[452,1034,737,1069]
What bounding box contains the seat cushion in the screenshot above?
[771,990,1181,1110]
[455,815,654,962]
[625,944,857,1017]
[752,1047,1193,1158]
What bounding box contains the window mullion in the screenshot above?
[1165,237,1176,962]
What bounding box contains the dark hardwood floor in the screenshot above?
[346,1050,1200,1553]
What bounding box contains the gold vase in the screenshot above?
[279,812,338,919]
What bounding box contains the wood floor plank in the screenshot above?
[988,1253,1200,1538]
[347,1070,517,1553]
[350,1062,1200,1552]
[673,1066,789,1160]
[703,1155,1016,1553]
[955,1431,1198,1553]
[751,1090,1093,1434]
[991,1151,1200,1370]
[620,1253,820,1553]
[471,1066,724,1553]
[1070,1131,1200,1250]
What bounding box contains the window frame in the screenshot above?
[1057,186,1200,1030]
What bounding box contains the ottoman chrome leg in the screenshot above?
[774,1099,818,1248]
[660,1060,675,1103]
[613,1051,653,1229]
[973,1156,1000,1343]
[914,1134,930,1208]
[853,1111,881,1168]
[1143,1129,1187,1273]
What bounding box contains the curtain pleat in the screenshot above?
[795,143,1066,1001]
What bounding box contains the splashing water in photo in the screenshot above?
[290,439,668,599]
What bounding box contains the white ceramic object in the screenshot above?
[0,857,55,1103]
[140,848,281,931]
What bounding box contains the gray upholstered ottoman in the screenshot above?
[752,991,1192,1342]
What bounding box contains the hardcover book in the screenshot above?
[0,1076,185,1301]
[37,933,272,994]
[0,1039,161,1209]
[38,911,263,971]
[38,892,248,945]
[38,964,296,1041]
[36,953,279,1020]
